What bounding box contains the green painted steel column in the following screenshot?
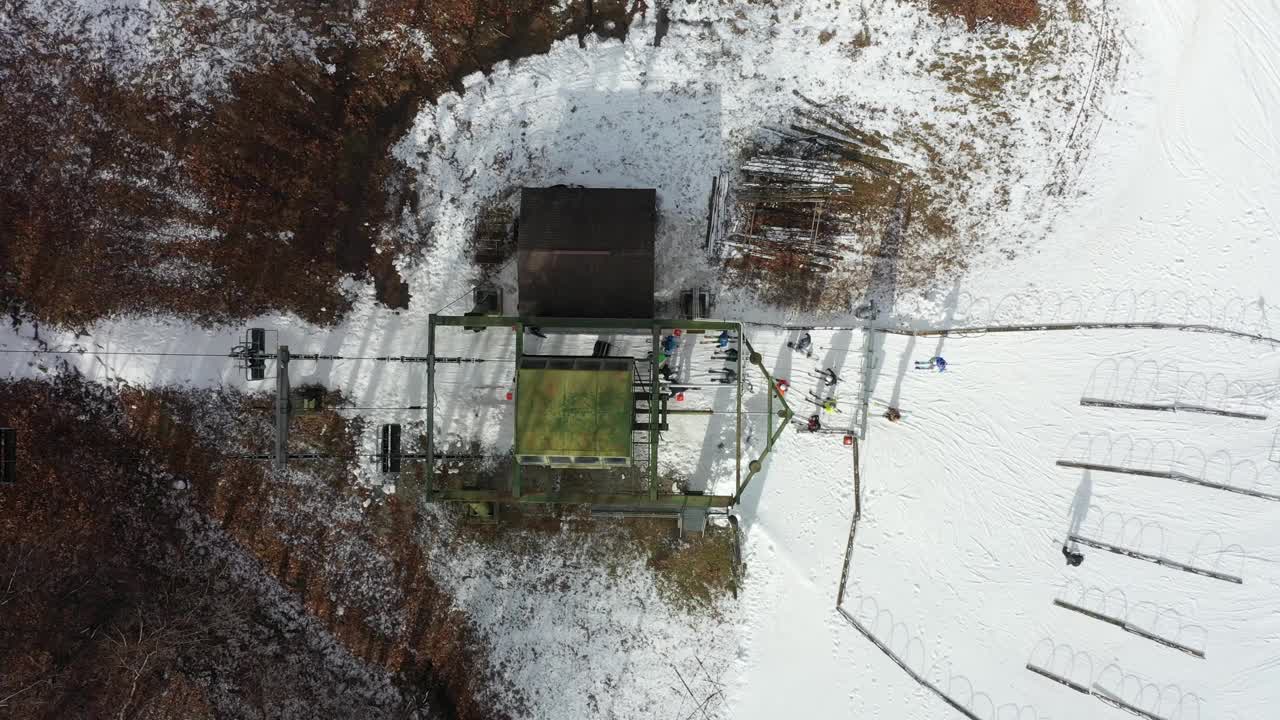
[649,325,660,501]
[425,316,436,500]
[735,324,743,497]
[512,320,524,498]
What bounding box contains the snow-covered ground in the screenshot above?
[5,0,1280,718]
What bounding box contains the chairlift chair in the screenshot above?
[232,328,273,381]
[380,423,402,473]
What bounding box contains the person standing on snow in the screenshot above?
[795,332,812,352]
[822,398,838,414]
[709,368,737,384]
[1061,543,1084,567]
[806,414,822,432]
[662,334,678,356]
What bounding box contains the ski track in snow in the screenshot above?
[4,0,1280,718]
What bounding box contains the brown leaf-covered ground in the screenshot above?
[0,0,643,328]
[0,375,501,719]
[928,0,1040,30]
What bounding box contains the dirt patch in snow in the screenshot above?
[928,0,1041,30]
[449,506,738,615]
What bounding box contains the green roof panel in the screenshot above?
[516,367,634,459]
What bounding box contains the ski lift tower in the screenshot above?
[231,328,292,470]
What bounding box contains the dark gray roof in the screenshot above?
[517,187,656,319]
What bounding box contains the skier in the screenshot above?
[1061,543,1084,567]
[709,368,738,384]
[662,334,678,355]
[658,363,675,381]
[787,332,814,357]
[717,330,731,348]
[806,414,822,432]
[821,368,839,386]
[914,355,948,372]
[822,397,838,414]
[884,407,902,422]
[715,348,740,362]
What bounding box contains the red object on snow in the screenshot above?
[676,392,685,402]
[843,435,854,446]
[776,379,789,395]
[505,391,513,401]
[673,328,683,336]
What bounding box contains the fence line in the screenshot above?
[835,437,1020,720]
[835,438,861,607]
[1057,459,1280,501]
[1067,533,1243,584]
[836,606,983,720]
[1079,398,1267,421]
[743,319,1280,347]
[1025,664,1171,720]
[1051,599,1205,659]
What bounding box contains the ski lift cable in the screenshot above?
[0,347,520,364]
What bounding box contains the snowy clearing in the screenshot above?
[4,0,1280,718]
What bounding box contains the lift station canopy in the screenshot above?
[515,356,635,467]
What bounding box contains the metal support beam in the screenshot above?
[735,324,744,497]
[431,488,733,508]
[425,316,436,499]
[734,335,793,504]
[512,320,524,498]
[649,325,660,501]
[273,346,291,470]
[434,315,740,331]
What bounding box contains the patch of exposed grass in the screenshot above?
[448,507,737,614]
[649,524,738,613]
[927,0,1040,31]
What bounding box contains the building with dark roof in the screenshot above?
[517,187,656,318]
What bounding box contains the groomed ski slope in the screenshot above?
[725,1,1280,718]
[862,329,1278,719]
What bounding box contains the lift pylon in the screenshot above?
[274,346,291,470]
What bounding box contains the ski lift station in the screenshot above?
[424,187,793,529]
[229,186,792,531]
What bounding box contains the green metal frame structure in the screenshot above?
[425,315,792,510]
